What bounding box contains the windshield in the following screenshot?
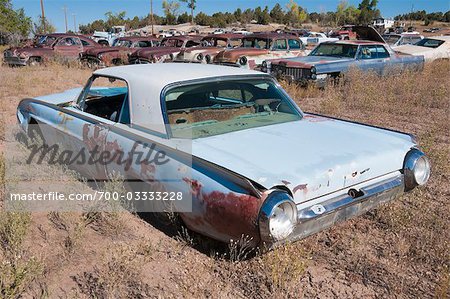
[383,35,401,45]
[242,38,271,49]
[113,39,132,47]
[415,38,444,48]
[37,35,57,47]
[310,43,358,58]
[164,78,302,139]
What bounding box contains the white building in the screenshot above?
[373,18,395,29]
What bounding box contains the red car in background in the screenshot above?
[3,33,100,66]
[80,36,160,68]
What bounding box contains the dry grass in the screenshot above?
[0,60,448,298]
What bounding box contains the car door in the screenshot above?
[357,45,386,75]
[288,38,305,56]
[103,94,192,212]
[53,37,83,59]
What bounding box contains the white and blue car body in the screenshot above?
[16,64,430,247]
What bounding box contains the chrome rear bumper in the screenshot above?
[286,173,404,243]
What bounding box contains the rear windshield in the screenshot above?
[415,38,444,48]
[164,78,301,139]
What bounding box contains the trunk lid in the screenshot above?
[191,115,413,203]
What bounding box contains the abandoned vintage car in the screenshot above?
[3,33,100,66]
[213,33,307,70]
[265,40,424,85]
[80,36,160,67]
[128,35,202,64]
[394,36,450,62]
[16,64,430,247]
[173,33,244,64]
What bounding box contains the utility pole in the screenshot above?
[410,4,414,27]
[63,5,68,32]
[40,0,46,32]
[72,14,77,33]
[150,0,154,36]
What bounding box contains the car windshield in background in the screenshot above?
[38,35,57,47]
[164,79,302,139]
[383,35,401,45]
[113,40,132,47]
[310,43,358,58]
[242,38,271,49]
[415,38,444,48]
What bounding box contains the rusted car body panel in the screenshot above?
[16,64,430,248]
[80,36,160,67]
[128,36,202,64]
[213,33,308,70]
[174,34,244,64]
[3,33,100,66]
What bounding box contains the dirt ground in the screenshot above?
[0,56,449,298]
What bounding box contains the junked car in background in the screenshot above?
[174,34,243,64]
[265,27,424,86]
[92,25,126,46]
[266,40,424,86]
[382,33,424,48]
[128,35,202,64]
[80,36,160,68]
[16,63,431,247]
[394,36,450,62]
[3,33,100,66]
[299,32,338,46]
[213,33,307,70]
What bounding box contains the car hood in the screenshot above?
[191,115,414,203]
[271,55,353,67]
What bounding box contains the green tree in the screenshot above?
[358,0,380,25]
[0,0,32,38]
[285,0,307,26]
[179,0,196,24]
[33,16,56,34]
[194,12,210,26]
[270,3,285,24]
[104,11,126,28]
[162,0,180,25]
[177,12,190,24]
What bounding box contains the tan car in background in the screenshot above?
[213,33,308,70]
[394,36,450,62]
[174,34,244,64]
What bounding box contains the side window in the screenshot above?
[273,39,287,50]
[79,76,129,123]
[359,46,377,59]
[57,37,81,46]
[137,41,152,47]
[185,40,199,47]
[376,45,390,58]
[81,39,90,46]
[288,39,301,50]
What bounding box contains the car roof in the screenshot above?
[427,36,450,41]
[245,33,299,39]
[322,40,384,45]
[202,33,244,39]
[95,63,262,84]
[118,36,159,41]
[94,64,268,134]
